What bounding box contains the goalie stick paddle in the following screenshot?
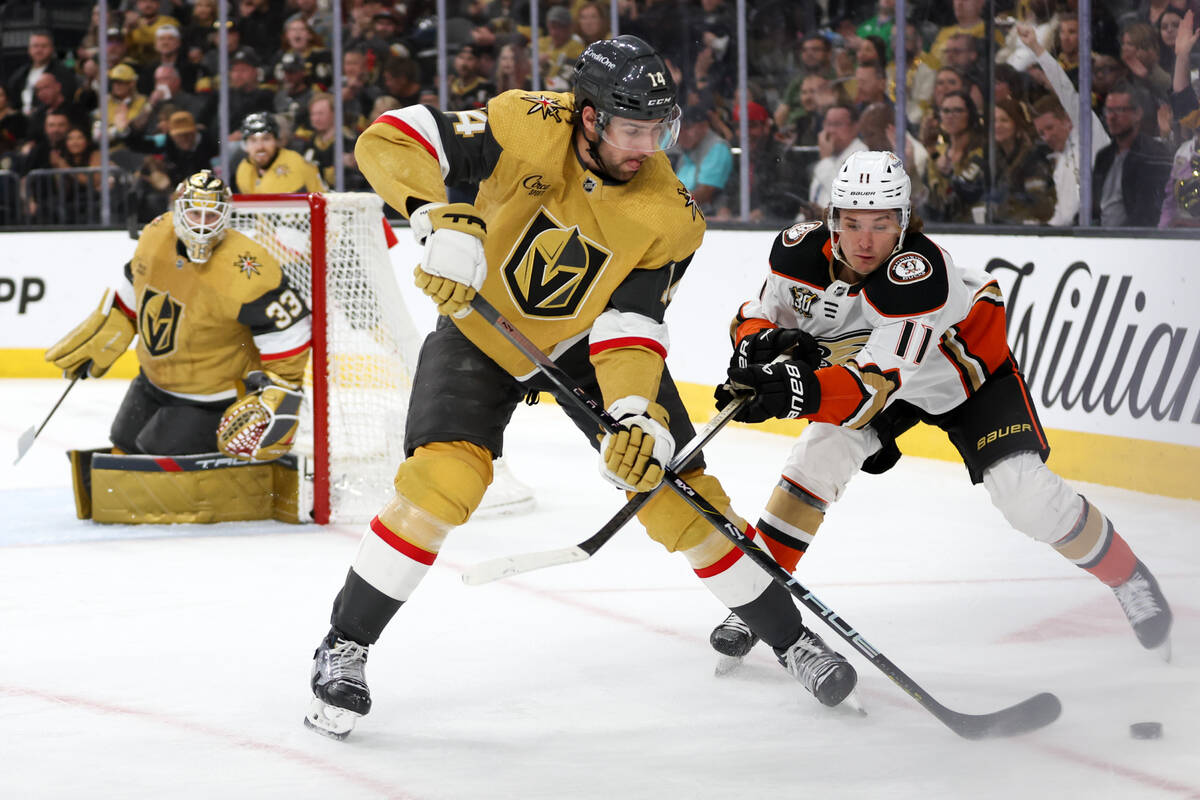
[462,392,750,585]
[468,295,1062,740]
[14,368,86,465]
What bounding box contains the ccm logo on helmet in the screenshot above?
[888,253,932,284]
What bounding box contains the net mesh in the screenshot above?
[231,193,418,522]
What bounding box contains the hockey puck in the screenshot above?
[1130,722,1163,739]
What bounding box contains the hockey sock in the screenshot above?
[1052,497,1137,587]
[756,477,827,572]
[331,567,403,646]
[728,582,805,651]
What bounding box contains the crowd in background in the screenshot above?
[1,0,1199,229]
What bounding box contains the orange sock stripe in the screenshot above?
[762,535,804,572]
[369,516,438,566]
[1085,530,1138,587]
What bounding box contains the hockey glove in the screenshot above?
[599,396,675,492]
[411,201,487,318]
[725,359,821,423]
[217,370,304,461]
[731,327,822,370]
[45,290,135,379]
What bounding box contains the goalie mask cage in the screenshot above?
[230,192,418,524]
[230,192,534,524]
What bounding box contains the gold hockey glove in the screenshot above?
[599,396,675,492]
[411,202,487,318]
[217,371,304,461]
[45,290,136,379]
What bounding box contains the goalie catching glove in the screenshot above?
[45,290,135,379]
[411,202,487,318]
[720,359,821,424]
[217,370,304,461]
[599,396,675,492]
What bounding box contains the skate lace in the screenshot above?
[720,612,754,637]
[323,638,369,684]
[1113,572,1160,625]
[783,632,840,693]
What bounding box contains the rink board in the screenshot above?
[3,226,1198,500]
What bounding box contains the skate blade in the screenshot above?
[1153,637,1172,663]
[840,689,868,716]
[304,697,361,740]
[714,654,744,677]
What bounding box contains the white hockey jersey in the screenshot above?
[734,221,1011,428]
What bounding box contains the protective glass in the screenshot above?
[600,105,682,152]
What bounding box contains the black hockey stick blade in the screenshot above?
[468,295,1061,739]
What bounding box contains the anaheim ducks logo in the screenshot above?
[502,209,610,318]
[781,220,822,247]
[888,252,932,284]
[139,286,184,357]
[817,330,872,367]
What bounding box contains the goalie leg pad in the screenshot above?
[89,453,304,524]
[392,441,494,529]
[636,468,746,553]
[68,447,111,519]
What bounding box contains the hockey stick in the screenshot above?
[462,392,750,585]
[14,367,88,465]
[468,295,1062,740]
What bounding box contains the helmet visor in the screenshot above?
[600,104,681,152]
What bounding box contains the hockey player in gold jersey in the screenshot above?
[234,112,326,195]
[45,170,313,521]
[304,36,858,740]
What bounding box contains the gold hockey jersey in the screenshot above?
[354,90,706,382]
[113,213,313,399]
[234,147,326,195]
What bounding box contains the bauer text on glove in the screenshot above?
[726,359,821,423]
[599,396,675,492]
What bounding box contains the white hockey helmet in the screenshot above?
[828,150,911,263]
[173,169,232,263]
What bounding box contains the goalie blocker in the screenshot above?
[68,449,310,524]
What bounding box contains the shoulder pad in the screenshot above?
[218,231,283,291]
[768,221,832,285]
[486,89,574,148]
[861,232,949,318]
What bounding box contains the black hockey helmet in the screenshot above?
[241,111,279,139]
[572,35,677,123]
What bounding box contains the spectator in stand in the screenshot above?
[856,0,896,58]
[715,100,805,223]
[674,101,733,216]
[7,30,78,117]
[918,67,979,150]
[183,0,219,62]
[923,89,986,223]
[1018,22,1111,227]
[941,32,986,89]
[362,10,413,67]
[1094,83,1174,226]
[236,0,286,55]
[494,42,533,94]
[95,64,147,145]
[786,74,835,147]
[1156,6,1188,72]
[124,0,182,66]
[294,93,363,190]
[989,98,1056,225]
[233,112,325,194]
[774,36,836,137]
[272,18,334,90]
[448,44,495,111]
[1092,47,1132,114]
[123,110,220,186]
[203,21,245,77]
[808,103,866,209]
[274,53,318,131]
[1159,9,1200,227]
[372,55,425,109]
[1122,22,1173,100]
[339,49,373,132]
[1054,15,1081,84]
[890,20,937,129]
[856,35,888,69]
[227,49,275,137]
[289,0,335,47]
[136,65,212,136]
[17,109,70,175]
[575,2,611,47]
[927,0,1004,69]
[27,73,88,141]
[539,6,585,92]
[853,64,890,112]
[55,127,105,224]
[0,85,28,170]
[138,24,204,96]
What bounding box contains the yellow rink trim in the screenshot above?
[4,349,1196,500]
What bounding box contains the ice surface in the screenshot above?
[1,378,1196,799]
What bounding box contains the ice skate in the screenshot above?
[304,630,372,740]
[775,627,858,708]
[1112,560,1173,659]
[711,612,759,676]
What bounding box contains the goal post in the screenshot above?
[229,192,533,524]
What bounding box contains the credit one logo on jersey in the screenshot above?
[502,209,610,318]
[139,286,184,357]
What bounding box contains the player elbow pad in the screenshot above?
[45,290,135,379]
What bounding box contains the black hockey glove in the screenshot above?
[731,328,822,370]
[725,359,821,423]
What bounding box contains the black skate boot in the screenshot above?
[1112,560,1173,655]
[710,611,759,658]
[304,629,372,739]
[775,627,858,707]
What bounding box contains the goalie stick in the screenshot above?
[462,391,750,585]
[467,295,1062,740]
[14,366,87,465]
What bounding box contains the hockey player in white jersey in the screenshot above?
[710,150,1173,666]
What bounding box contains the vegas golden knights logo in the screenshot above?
[502,209,610,318]
[139,287,184,356]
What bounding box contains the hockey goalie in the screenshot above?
[44,170,312,524]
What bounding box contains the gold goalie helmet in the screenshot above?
[173,169,232,263]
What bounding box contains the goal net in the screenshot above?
[230,192,533,523]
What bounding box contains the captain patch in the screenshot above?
[888,253,931,285]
